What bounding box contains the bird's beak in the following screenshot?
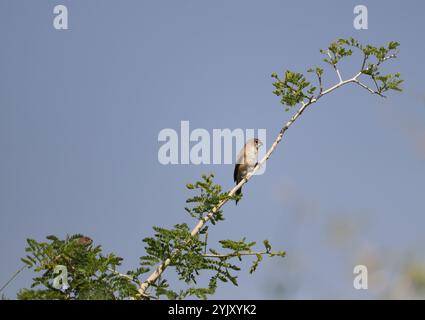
[258,141,263,147]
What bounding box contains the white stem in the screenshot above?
[353,79,385,97]
[202,251,270,258]
[327,50,343,82]
[108,267,140,284]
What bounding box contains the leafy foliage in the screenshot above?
[185,174,237,224]
[139,174,285,299]
[272,38,403,110]
[272,71,316,110]
[13,38,402,300]
[16,175,285,300]
[18,235,139,300]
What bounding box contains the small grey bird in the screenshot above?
[233,138,263,204]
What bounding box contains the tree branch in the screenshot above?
[107,267,140,285]
[377,51,398,67]
[353,79,386,98]
[327,50,343,82]
[137,44,400,298]
[202,251,272,259]
[0,266,26,294]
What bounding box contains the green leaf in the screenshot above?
[21,258,33,267]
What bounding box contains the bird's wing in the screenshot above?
[233,163,240,183]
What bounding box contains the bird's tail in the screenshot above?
[235,187,242,205]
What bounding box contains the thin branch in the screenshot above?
[202,251,272,258]
[353,79,386,98]
[360,53,367,71]
[0,265,26,294]
[377,51,398,67]
[203,230,208,255]
[335,66,343,83]
[318,73,323,94]
[327,50,343,82]
[107,268,156,300]
[108,268,140,285]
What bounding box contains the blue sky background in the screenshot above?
[1,0,425,299]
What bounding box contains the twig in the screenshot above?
[203,230,208,255]
[202,251,272,259]
[360,54,367,71]
[108,267,140,285]
[318,73,323,94]
[0,265,26,294]
[353,79,386,98]
[327,50,343,82]
[377,52,398,67]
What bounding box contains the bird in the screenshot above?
[233,138,263,205]
[76,236,93,246]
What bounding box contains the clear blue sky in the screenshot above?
[1,0,424,299]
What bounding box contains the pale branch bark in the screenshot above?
[137,54,396,298]
[353,79,385,97]
[202,251,274,259]
[327,50,343,82]
[107,267,140,285]
[377,52,398,67]
[107,268,158,299]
